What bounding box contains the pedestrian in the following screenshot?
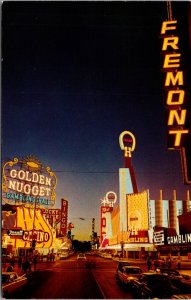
[3,262,7,272]
[162,258,165,268]
[147,257,151,270]
[11,255,15,267]
[6,264,13,272]
[33,255,37,270]
[151,259,155,270]
[26,257,31,273]
[168,258,172,269]
[177,258,181,270]
[52,253,55,262]
[18,256,22,269]
[154,260,158,270]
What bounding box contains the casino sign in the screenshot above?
[2,156,57,208]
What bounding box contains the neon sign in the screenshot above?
[119,131,136,158]
[2,156,57,207]
[161,20,189,148]
[167,233,191,245]
[23,230,50,243]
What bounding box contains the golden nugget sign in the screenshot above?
[2,156,57,207]
[161,20,189,149]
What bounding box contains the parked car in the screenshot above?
[132,272,180,299]
[159,268,191,293]
[60,252,69,260]
[171,294,191,299]
[116,260,132,281]
[2,272,27,297]
[153,259,178,269]
[117,266,142,287]
[103,253,112,259]
[77,253,86,260]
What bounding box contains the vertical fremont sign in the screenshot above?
[160,20,191,184]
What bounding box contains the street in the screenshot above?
[8,255,136,299]
[5,255,191,299]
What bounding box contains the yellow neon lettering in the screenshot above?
[39,175,45,185]
[31,185,38,196]
[167,90,185,105]
[10,169,17,178]
[23,184,31,195]
[25,171,31,182]
[169,129,189,147]
[45,187,51,196]
[165,71,183,86]
[18,170,25,180]
[45,177,51,186]
[32,173,39,183]
[168,109,187,126]
[163,54,181,68]
[161,20,177,34]
[162,36,179,51]
[39,186,45,197]
[8,180,16,190]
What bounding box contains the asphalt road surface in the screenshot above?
[7,255,135,299]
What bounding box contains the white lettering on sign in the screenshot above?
[23,230,50,243]
[167,233,191,245]
[8,169,52,197]
[10,169,51,186]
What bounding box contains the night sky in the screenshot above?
[2,1,191,240]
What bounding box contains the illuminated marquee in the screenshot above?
[2,156,57,207]
[161,20,189,149]
[15,206,53,248]
[126,190,150,243]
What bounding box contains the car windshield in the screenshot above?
[125,268,141,274]
[2,274,10,284]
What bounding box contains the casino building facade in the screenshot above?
[1,156,71,256]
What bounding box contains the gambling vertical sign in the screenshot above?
[60,199,68,237]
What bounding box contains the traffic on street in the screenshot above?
[2,252,191,299]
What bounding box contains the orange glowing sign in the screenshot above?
[161,20,189,149]
[2,156,57,207]
[15,206,53,248]
[160,20,191,184]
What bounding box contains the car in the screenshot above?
[159,268,191,294]
[2,272,27,297]
[103,253,112,259]
[117,266,142,287]
[77,253,86,260]
[59,252,69,259]
[153,259,177,269]
[116,260,132,281]
[132,272,180,299]
[171,294,191,299]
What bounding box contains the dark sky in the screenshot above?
[2,1,191,240]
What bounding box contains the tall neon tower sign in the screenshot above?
[119,131,138,232]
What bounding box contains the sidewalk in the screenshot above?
[3,261,56,275]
